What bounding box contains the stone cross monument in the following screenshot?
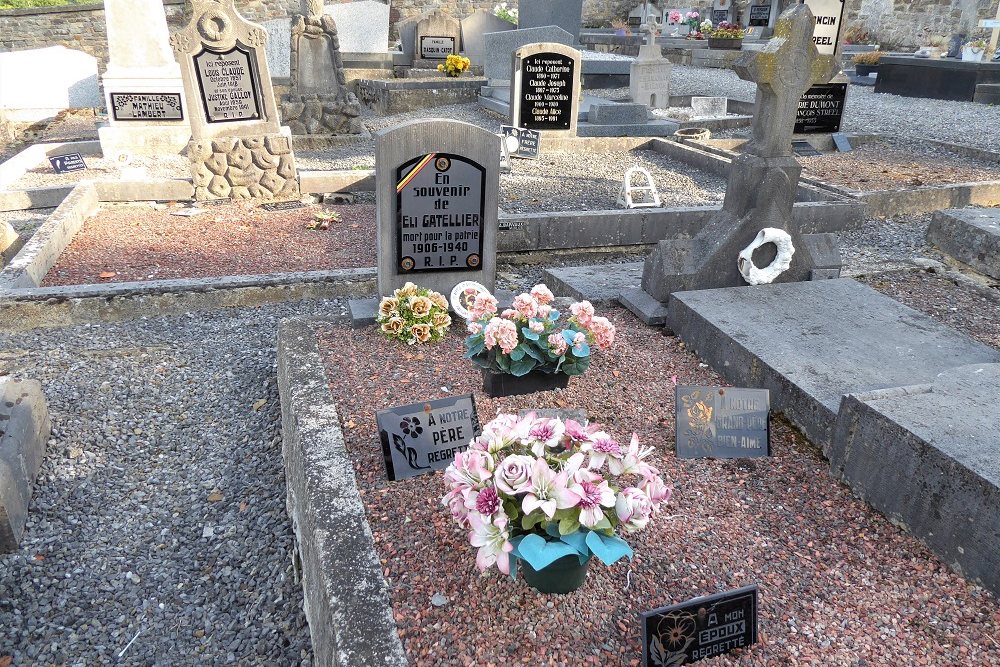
[621,5,842,323]
[630,21,671,108]
[279,0,364,135]
[170,0,299,200]
[98,0,189,156]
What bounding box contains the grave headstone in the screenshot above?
[500,125,540,159]
[629,2,664,27]
[675,386,770,458]
[377,394,480,481]
[746,0,778,28]
[398,13,425,64]
[483,26,574,84]
[831,131,852,152]
[642,586,759,665]
[462,9,516,68]
[794,82,846,133]
[170,0,299,200]
[375,119,501,297]
[415,10,461,61]
[48,153,87,174]
[803,0,846,56]
[99,0,189,156]
[631,23,672,109]
[280,0,364,136]
[510,42,582,136]
[623,4,842,319]
[263,18,291,78]
[325,0,391,54]
[518,0,584,43]
[712,0,732,25]
[0,46,100,125]
[691,96,728,117]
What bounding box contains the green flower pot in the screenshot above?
[520,554,590,594]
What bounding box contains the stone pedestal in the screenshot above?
[99,0,189,156]
[630,27,671,108]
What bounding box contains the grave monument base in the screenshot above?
[98,124,190,157]
[98,70,189,156]
[279,92,365,136]
[189,131,300,201]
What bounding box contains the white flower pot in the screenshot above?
[961,46,985,62]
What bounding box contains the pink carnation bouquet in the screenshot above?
[442,412,671,580]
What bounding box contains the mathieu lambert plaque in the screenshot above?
[193,46,263,123]
[109,93,184,121]
[675,386,770,459]
[396,152,485,273]
[642,585,759,665]
[377,394,481,481]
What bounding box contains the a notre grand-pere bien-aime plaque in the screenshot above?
[395,152,485,274]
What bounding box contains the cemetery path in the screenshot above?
[0,300,345,666]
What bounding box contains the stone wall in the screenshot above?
[1,0,997,64]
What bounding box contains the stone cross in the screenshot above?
[733,4,838,158]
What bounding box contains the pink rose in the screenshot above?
[530,284,554,304]
[512,293,538,319]
[570,300,595,327]
[547,332,568,356]
[615,487,654,533]
[494,454,535,495]
[641,470,672,509]
[588,316,616,351]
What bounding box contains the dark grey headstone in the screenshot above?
[461,9,515,67]
[518,0,584,42]
[483,26,574,82]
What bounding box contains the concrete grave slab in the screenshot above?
[830,363,1000,595]
[927,207,1000,280]
[325,0,390,54]
[543,262,643,304]
[666,279,1000,449]
[0,378,51,551]
[588,103,648,125]
[691,96,728,117]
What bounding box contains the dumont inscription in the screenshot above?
[110,93,184,121]
[519,53,575,131]
[396,153,486,273]
[194,46,262,123]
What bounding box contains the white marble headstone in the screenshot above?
[325,0,390,53]
[0,46,100,120]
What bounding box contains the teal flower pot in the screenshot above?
[520,554,590,594]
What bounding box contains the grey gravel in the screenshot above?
[0,300,348,665]
[0,206,55,237]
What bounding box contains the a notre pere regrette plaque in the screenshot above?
[377,394,481,481]
[395,152,485,274]
[642,585,759,665]
[518,52,575,131]
[675,386,770,459]
[109,93,184,121]
[193,46,262,123]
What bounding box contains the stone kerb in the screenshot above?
[375,119,500,297]
[510,42,582,138]
[277,316,407,667]
[0,378,51,552]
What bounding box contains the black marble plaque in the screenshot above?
[395,152,485,274]
[748,4,772,26]
[500,125,540,159]
[377,394,481,481]
[642,585,758,665]
[109,92,184,121]
[675,386,769,459]
[518,52,576,131]
[193,46,263,123]
[712,10,730,23]
[795,83,846,134]
[420,36,456,59]
[48,153,86,174]
[791,140,822,156]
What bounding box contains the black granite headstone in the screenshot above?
[377,394,481,481]
[794,82,846,133]
[675,386,770,458]
[748,4,771,27]
[518,52,576,131]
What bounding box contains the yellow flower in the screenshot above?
[397,282,418,298]
[432,312,452,329]
[378,296,399,318]
[381,317,405,335]
[437,64,444,72]
[408,295,433,318]
[411,323,432,343]
[429,291,449,311]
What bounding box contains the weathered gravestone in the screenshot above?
[415,9,461,61]
[375,119,501,297]
[398,13,424,64]
[691,96,728,117]
[170,0,299,200]
[263,18,291,78]
[461,9,516,68]
[280,0,364,136]
[483,26,574,84]
[510,42,582,136]
[99,0,189,156]
[621,4,842,323]
[325,0,390,54]
[630,24,672,109]
[518,0,584,43]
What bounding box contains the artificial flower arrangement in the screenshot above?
[684,10,701,33]
[668,10,683,24]
[437,54,472,77]
[441,413,671,582]
[707,20,745,40]
[493,1,518,24]
[463,284,615,377]
[376,281,452,345]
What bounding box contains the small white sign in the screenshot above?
[420,36,456,60]
[804,0,845,56]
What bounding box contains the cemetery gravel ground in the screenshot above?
[0,301,332,665]
[316,313,1000,666]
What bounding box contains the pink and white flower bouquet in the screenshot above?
[441,413,672,579]
[463,284,616,377]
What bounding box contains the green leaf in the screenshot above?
[514,534,580,571]
[585,531,634,566]
[496,352,511,373]
[558,530,589,556]
[510,346,525,361]
[558,515,581,535]
[509,356,537,377]
[521,511,545,531]
[521,327,539,341]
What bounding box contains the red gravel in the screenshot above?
[316,308,1000,667]
[41,201,376,286]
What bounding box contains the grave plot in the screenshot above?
[310,310,1000,665]
[4,153,188,191]
[39,201,374,286]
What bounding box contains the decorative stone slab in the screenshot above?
[461,9,515,67]
[666,279,1000,449]
[543,262,643,305]
[588,103,648,125]
[691,96,728,117]
[0,378,51,552]
[927,207,1000,280]
[276,317,407,666]
[831,363,1000,595]
[414,10,461,61]
[518,0,584,42]
[325,0,390,54]
[483,26,574,83]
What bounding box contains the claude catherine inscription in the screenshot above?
[519,52,575,131]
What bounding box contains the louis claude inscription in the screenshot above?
[193,47,262,123]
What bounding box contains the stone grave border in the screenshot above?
[276,315,407,667]
[690,134,1000,216]
[0,378,51,552]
